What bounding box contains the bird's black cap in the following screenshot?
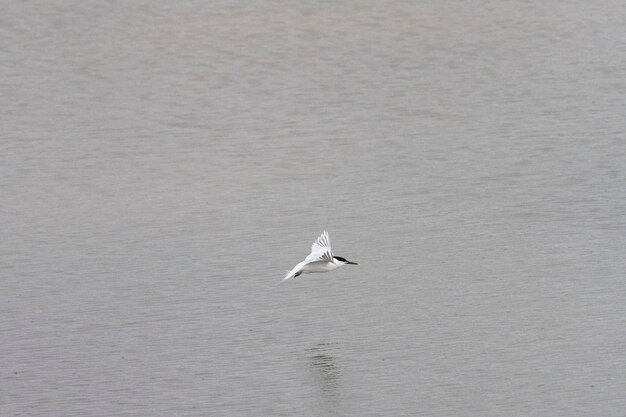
[333,256,358,265]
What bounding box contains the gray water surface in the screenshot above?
[2,1,625,416]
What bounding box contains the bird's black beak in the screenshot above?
[347,261,358,265]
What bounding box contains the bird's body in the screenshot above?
[283,231,357,281]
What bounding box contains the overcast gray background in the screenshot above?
[2,1,625,416]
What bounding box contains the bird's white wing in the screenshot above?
[304,231,334,263]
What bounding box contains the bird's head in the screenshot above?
[333,256,358,266]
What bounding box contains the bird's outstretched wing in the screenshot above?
[304,231,333,263]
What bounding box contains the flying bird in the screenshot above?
[283,231,358,281]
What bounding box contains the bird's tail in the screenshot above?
[282,270,295,282]
[282,264,301,282]
[282,261,306,282]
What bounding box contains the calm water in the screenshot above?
[2,1,625,416]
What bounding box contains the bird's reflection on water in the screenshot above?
[305,342,342,414]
